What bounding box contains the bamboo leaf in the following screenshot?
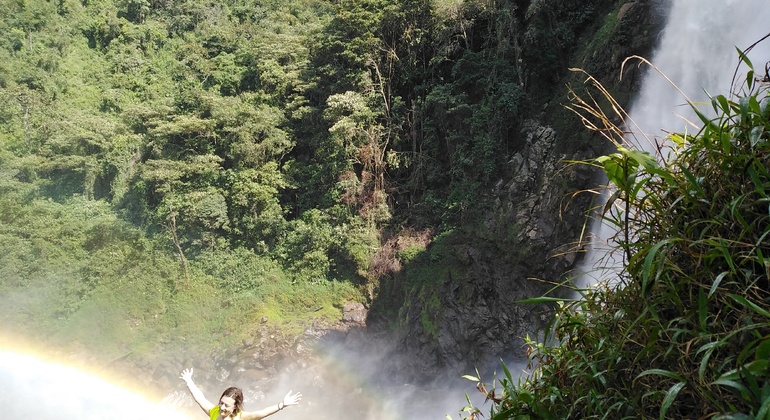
[502,360,514,384]
[660,382,686,420]
[698,341,724,380]
[729,294,770,319]
[756,340,770,361]
[748,164,768,197]
[709,271,729,298]
[749,126,764,147]
[736,46,755,72]
[636,368,685,382]
[740,97,751,123]
[517,296,575,305]
[698,288,708,330]
[760,97,770,121]
[720,130,732,154]
[641,240,673,294]
[749,95,762,116]
[712,378,750,396]
[714,95,731,115]
[756,392,770,420]
[692,105,719,133]
[718,360,770,383]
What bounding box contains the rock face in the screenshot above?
[342,0,669,385]
[356,120,598,385]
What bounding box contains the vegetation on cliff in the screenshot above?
[0,0,661,404]
[463,55,770,418]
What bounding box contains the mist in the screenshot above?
[0,351,188,420]
[0,337,504,420]
[165,334,503,419]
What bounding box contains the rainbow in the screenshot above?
[0,349,188,419]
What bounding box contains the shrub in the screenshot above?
[456,56,770,419]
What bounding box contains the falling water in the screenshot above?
[578,0,770,288]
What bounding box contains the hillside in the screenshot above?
[0,0,665,411]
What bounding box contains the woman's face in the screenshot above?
[219,396,236,416]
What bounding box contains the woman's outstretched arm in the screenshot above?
[240,390,302,420]
[180,368,216,415]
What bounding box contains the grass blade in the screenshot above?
[660,382,686,420]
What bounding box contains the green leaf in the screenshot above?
[517,296,576,304]
[756,392,770,420]
[692,105,719,132]
[760,97,770,121]
[745,359,770,378]
[740,96,752,123]
[619,147,657,171]
[729,294,770,319]
[709,271,729,298]
[660,382,686,420]
[716,360,770,398]
[714,94,731,115]
[636,368,685,382]
[502,360,514,383]
[756,339,770,361]
[697,341,725,380]
[641,239,673,294]
[751,165,770,197]
[749,95,762,116]
[712,378,750,396]
[750,126,765,148]
[736,46,755,71]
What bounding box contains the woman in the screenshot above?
[180,368,301,420]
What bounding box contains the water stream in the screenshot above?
[578,0,770,289]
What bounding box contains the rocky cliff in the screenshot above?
[354,0,670,385]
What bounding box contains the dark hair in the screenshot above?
[220,386,244,414]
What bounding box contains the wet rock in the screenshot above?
[341,302,367,325]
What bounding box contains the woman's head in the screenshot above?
[218,387,244,416]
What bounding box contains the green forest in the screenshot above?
[0,0,633,360]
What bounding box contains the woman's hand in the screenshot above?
[179,367,214,414]
[281,390,302,408]
[180,367,194,383]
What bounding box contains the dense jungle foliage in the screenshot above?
[0,0,630,362]
[462,58,770,418]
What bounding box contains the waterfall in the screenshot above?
[577,0,770,289]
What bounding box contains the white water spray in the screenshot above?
[578,0,770,289]
[0,351,188,420]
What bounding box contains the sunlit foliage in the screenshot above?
[460,58,770,419]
